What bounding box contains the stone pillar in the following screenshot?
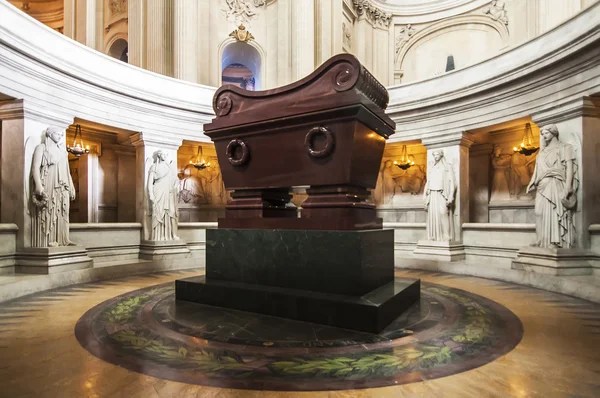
[0,100,92,273]
[291,0,315,81]
[146,0,174,76]
[173,0,198,82]
[77,150,99,223]
[128,0,145,68]
[115,147,137,222]
[130,132,189,260]
[414,132,474,261]
[353,17,372,71]
[372,26,389,86]
[314,0,343,66]
[73,0,102,50]
[512,97,599,275]
[277,0,292,85]
[64,0,76,39]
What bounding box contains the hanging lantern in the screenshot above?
[513,123,539,156]
[189,145,211,170]
[394,144,415,170]
[66,124,90,157]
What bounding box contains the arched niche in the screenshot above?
[397,15,509,83]
[107,38,128,63]
[219,39,265,90]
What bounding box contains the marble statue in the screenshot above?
[510,151,536,198]
[484,0,509,26]
[148,150,179,241]
[30,127,76,247]
[424,150,456,241]
[490,144,512,201]
[526,125,578,248]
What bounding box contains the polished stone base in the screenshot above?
[139,240,191,261]
[414,240,466,262]
[176,276,420,333]
[206,229,394,296]
[511,246,593,275]
[15,246,93,274]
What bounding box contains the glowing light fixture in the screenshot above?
[394,144,415,170]
[66,124,90,157]
[513,123,539,156]
[189,145,211,170]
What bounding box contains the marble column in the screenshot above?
[115,147,137,222]
[73,0,102,50]
[197,0,211,84]
[146,0,174,76]
[372,26,390,86]
[414,132,474,261]
[291,0,315,81]
[77,150,99,223]
[130,132,189,259]
[63,0,76,40]
[512,97,599,275]
[128,0,144,68]
[353,16,373,71]
[173,0,198,82]
[314,0,343,66]
[0,101,92,273]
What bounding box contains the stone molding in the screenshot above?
[386,2,600,143]
[532,96,600,126]
[421,131,475,149]
[0,99,73,127]
[394,14,509,70]
[129,132,183,150]
[377,0,491,24]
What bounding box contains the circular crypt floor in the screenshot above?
[0,269,599,397]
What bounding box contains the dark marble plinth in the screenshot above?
[176,276,420,333]
[205,228,393,296]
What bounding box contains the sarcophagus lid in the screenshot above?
[205,54,394,216]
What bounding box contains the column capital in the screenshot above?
[421,131,475,149]
[532,96,600,126]
[0,99,73,128]
[129,131,183,150]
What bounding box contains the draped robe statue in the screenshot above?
[30,127,76,247]
[424,150,456,241]
[526,125,578,248]
[147,151,179,241]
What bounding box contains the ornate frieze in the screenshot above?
[394,24,416,65]
[484,0,508,26]
[352,0,392,29]
[223,0,269,25]
[342,22,352,49]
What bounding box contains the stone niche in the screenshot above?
[176,143,228,222]
[66,124,136,223]
[469,122,540,224]
[373,142,427,223]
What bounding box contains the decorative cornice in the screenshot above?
[532,97,600,126]
[421,131,475,149]
[130,132,183,149]
[352,0,392,29]
[0,99,73,127]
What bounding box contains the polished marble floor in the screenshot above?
[0,269,599,397]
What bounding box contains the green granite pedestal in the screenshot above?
[176,229,420,333]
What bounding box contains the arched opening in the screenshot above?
[221,41,262,90]
[108,38,128,63]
